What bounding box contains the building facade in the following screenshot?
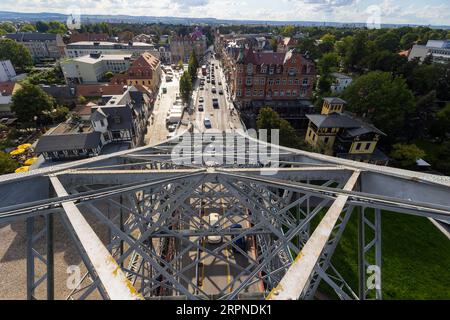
[110,52,162,95]
[330,73,353,93]
[305,98,388,165]
[170,29,207,63]
[35,86,151,161]
[5,32,65,62]
[61,53,132,84]
[0,60,16,82]
[0,82,22,117]
[409,40,450,64]
[232,49,316,108]
[66,41,159,59]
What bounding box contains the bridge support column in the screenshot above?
[358,207,382,300]
[26,213,54,300]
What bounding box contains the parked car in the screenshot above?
[198,104,204,112]
[199,97,204,103]
[211,87,217,94]
[204,117,212,129]
[219,89,223,95]
[212,98,219,108]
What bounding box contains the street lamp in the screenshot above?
[33,115,38,131]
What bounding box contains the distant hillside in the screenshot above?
[0,10,449,29]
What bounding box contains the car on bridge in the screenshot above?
[198,104,204,112]
[230,224,246,253]
[207,213,222,244]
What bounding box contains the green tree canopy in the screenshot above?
[179,71,193,104]
[0,22,16,33]
[281,25,295,37]
[11,84,55,123]
[0,39,33,71]
[256,107,311,150]
[318,52,340,75]
[19,23,36,32]
[342,71,415,139]
[390,143,425,169]
[0,152,19,175]
[188,50,199,81]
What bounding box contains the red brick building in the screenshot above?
[233,49,316,108]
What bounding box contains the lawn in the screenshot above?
[311,210,450,299]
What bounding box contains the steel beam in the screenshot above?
[267,170,361,300]
[49,175,143,300]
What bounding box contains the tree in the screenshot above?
[390,143,425,169]
[430,103,450,142]
[179,71,192,104]
[11,84,55,124]
[281,25,295,37]
[36,21,50,33]
[318,33,335,54]
[256,107,311,150]
[19,23,36,32]
[47,21,67,34]
[296,38,320,60]
[342,71,415,139]
[270,38,278,52]
[374,31,400,53]
[0,152,19,175]
[188,50,199,81]
[104,71,114,80]
[0,22,16,33]
[0,39,33,72]
[318,52,340,75]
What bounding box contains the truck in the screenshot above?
[166,112,182,124]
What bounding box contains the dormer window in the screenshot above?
[269,66,274,75]
[247,63,253,74]
[261,65,267,73]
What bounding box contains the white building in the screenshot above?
[330,73,353,93]
[66,41,160,59]
[409,40,450,64]
[60,53,132,84]
[0,60,16,82]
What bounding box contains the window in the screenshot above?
[282,79,287,85]
[253,90,258,96]
[260,78,265,85]
[237,78,242,85]
[295,79,300,85]
[274,90,279,96]
[286,90,291,96]
[289,79,293,85]
[356,143,362,151]
[100,120,105,127]
[324,137,329,144]
[261,65,267,73]
[245,90,251,97]
[268,79,274,85]
[276,79,280,85]
[302,78,309,86]
[236,89,241,97]
[259,90,264,96]
[247,63,253,74]
[246,77,252,86]
[269,66,274,74]
[280,90,285,96]
[365,143,371,150]
[292,90,297,96]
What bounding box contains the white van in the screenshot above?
[207,213,222,244]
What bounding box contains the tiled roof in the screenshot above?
[0,82,19,96]
[307,113,359,129]
[76,84,125,97]
[35,132,101,153]
[5,32,58,42]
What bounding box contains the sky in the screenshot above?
[1,0,449,26]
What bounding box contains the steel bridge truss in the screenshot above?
[0,131,449,300]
